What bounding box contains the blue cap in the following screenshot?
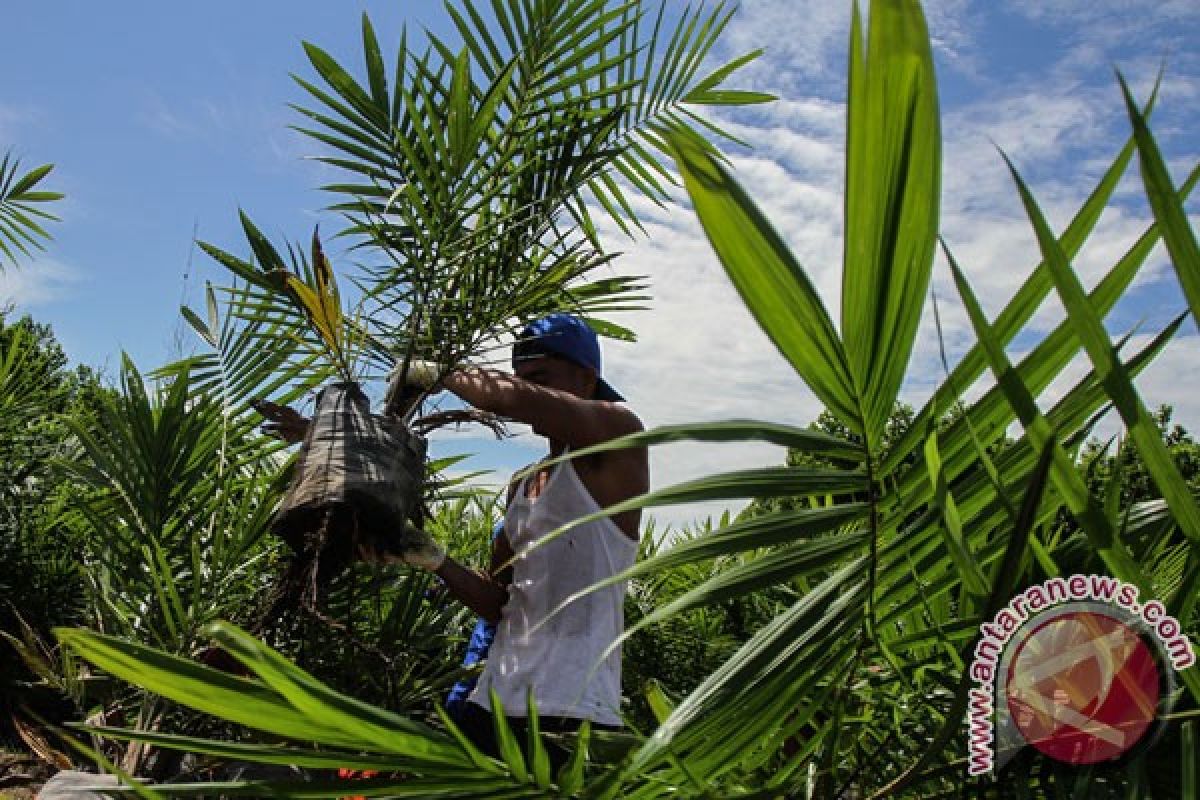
[512,313,624,402]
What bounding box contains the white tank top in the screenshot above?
[467,453,638,725]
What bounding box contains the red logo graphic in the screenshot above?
[1005,610,1160,764]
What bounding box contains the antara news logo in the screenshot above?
[965,574,1195,777]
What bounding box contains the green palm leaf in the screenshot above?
[59,358,282,651]
[610,562,867,789]
[879,113,1193,479]
[1117,71,1200,327]
[889,187,1200,520]
[57,622,610,797]
[165,281,330,434]
[668,131,857,428]
[945,244,1154,593]
[873,442,1056,798]
[57,624,475,767]
[1002,152,1200,556]
[841,0,940,448]
[0,150,62,270]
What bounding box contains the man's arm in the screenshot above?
[443,367,642,450]
[433,531,513,625]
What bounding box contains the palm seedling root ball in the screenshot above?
[254,382,427,634]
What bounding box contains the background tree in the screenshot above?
[0,313,105,748]
[1080,405,1200,504]
[740,402,916,519]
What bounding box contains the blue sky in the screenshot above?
[4,1,1199,529]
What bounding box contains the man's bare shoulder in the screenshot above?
[592,400,645,442]
[584,405,648,483]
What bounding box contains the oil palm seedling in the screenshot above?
[47,359,286,776]
[54,0,1200,795]
[6,348,515,777]
[176,0,770,631]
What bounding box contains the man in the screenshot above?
[259,314,647,765]
[397,314,648,765]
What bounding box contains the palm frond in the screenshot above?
[840,0,940,450]
[0,150,62,269]
[1117,71,1200,328]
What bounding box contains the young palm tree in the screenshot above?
[202,0,774,390]
[56,0,1200,796]
[173,0,771,624]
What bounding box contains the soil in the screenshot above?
[0,749,47,799]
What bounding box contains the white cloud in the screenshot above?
[1125,331,1200,430]
[412,1,1200,534]
[0,257,83,307]
[568,0,1200,533]
[720,0,851,93]
[137,94,199,139]
[923,0,976,69]
[717,1,977,95]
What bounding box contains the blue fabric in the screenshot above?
[445,618,497,716]
[445,520,504,719]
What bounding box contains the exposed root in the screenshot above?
[410,409,509,438]
[251,504,356,642]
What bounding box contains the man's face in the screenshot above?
[515,355,596,400]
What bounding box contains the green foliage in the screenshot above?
[1079,406,1200,507]
[58,621,598,798]
[21,358,282,773]
[622,517,793,733]
[1117,71,1200,330]
[0,150,62,270]
[0,312,512,770]
[0,313,105,744]
[1057,408,1200,615]
[193,0,768,412]
[34,0,1200,796]
[296,1,771,244]
[62,358,280,652]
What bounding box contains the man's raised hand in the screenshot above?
[251,399,310,444]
